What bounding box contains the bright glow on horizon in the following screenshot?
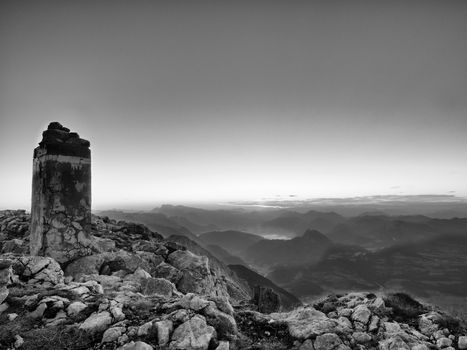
[1,0,466,209]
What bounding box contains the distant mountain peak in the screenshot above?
[301,229,331,243]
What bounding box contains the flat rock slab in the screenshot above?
[271,307,338,339]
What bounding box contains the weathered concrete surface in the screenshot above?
[30,122,94,264]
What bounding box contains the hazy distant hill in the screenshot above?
[268,244,375,296]
[268,235,467,300]
[198,230,263,255]
[163,215,218,234]
[155,204,281,233]
[164,231,249,267]
[328,215,435,249]
[234,195,467,217]
[204,244,248,265]
[428,209,467,219]
[241,229,335,269]
[328,215,467,249]
[261,210,345,237]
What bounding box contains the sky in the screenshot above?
[1,0,466,210]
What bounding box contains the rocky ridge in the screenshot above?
[0,210,466,350]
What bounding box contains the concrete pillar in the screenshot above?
[30,122,94,264]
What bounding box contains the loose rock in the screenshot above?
[170,315,216,350]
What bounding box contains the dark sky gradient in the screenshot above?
[1,0,466,209]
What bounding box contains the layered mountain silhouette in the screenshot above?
[203,244,248,265]
[101,205,467,315]
[241,229,335,269]
[155,204,280,233]
[327,215,467,249]
[261,210,345,236]
[268,234,467,300]
[198,230,263,255]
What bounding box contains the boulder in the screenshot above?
[133,268,151,280]
[8,313,18,321]
[337,308,353,318]
[436,337,452,348]
[167,250,218,296]
[79,311,113,333]
[339,292,367,308]
[0,259,13,278]
[314,333,342,350]
[168,293,210,312]
[378,336,410,350]
[46,309,67,326]
[352,331,372,344]
[0,260,12,304]
[132,241,168,257]
[411,345,429,350]
[65,250,150,279]
[85,274,122,291]
[136,251,164,268]
[137,321,154,337]
[67,301,87,317]
[30,303,47,319]
[299,339,314,350]
[166,309,191,324]
[271,307,337,339]
[154,320,173,346]
[335,316,353,334]
[418,312,443,336]
[351,304,371,325]
[153,262,183,283]
[1,239,27,254]
[10,255,64,286]
[0,302,9,314]
[203,303,237,340]
[368,315,379,332]
[215,341,230,350]
[165,241,187,254]
[118,341,154,350]
[39,295,69,310]
[14,335,24,348]
[384,322,401,334]
[62,280,104,297]
[111,305,125,321]
[102,326,125,343]
[170,315,216,350]
[459,336,467,350]
[209,296,234,316]
[369,297,386,313]
[123,222,162,241]
[93,236,116,253]
[141,277,176,298]
[0,210,30,241]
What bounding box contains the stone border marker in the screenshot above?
[30,122,94,264]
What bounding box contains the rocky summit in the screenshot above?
[0,210,466,350]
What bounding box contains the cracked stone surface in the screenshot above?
[30,122,94,264]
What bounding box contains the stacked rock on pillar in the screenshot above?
[30,122,94,264]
